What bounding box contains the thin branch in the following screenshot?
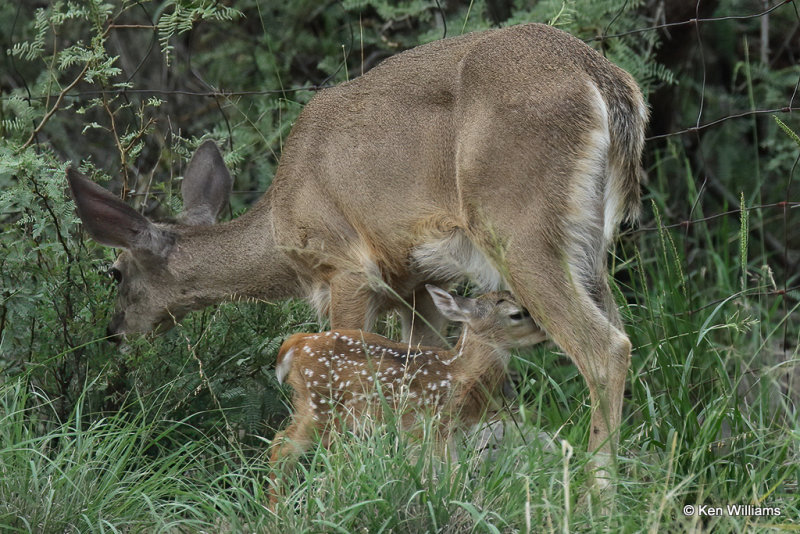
[108,24,156,29]
[19,61,91,151]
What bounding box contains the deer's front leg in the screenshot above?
[397,286,450,347]
[328,273,379,332]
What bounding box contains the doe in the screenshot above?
[269,285,546,502]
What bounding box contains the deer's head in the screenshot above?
[425,285,546,350]
[67,141,233,341]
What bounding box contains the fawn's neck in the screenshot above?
[447,328,510,409]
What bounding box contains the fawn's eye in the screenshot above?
[108,267,122,284]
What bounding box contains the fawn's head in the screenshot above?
[67,141,233,340]
[425,285,545,350]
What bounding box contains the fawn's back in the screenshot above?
[275,287,547,431]
[277,330,478,426]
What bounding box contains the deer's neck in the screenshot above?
[169,204,301,306]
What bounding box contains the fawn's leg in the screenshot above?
[268,411,318,506]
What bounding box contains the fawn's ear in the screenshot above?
[426,285,476,323]
[67,167,171,256]
[178,140,233,225]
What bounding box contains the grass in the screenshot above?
[1,154,798,533]
[1,363,795,533]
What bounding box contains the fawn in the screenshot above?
[268,285,547,502]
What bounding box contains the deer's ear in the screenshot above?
[179,140,233,225]
[67,167,171,256]
[426,285,476,322]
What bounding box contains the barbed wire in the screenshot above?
[585,0,794,43]
[629,202,800,234]
[646,107,800,141]
[5,2,795,96]
[676,283,800,317]
[5,0,799,146]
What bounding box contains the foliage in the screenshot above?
[0,0,798,530]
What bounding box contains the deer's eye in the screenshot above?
[108,267,122,284]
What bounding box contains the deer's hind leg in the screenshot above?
[456,82,631,489]
[502,240,630,492]
[468,212,629,492]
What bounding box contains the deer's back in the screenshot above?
[267,23,645,305]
